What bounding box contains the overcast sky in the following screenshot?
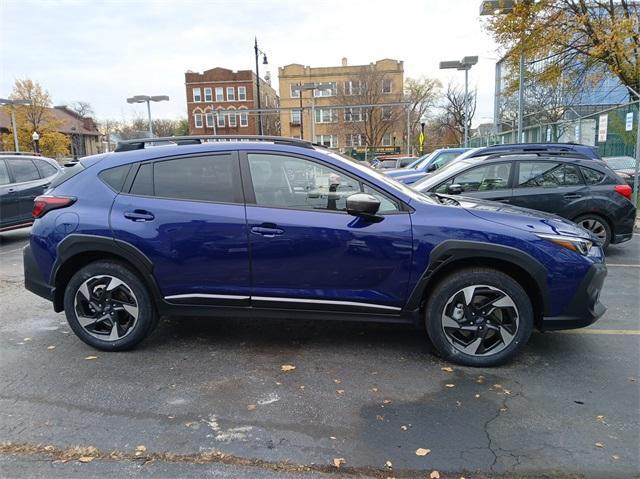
[0,0,502,127]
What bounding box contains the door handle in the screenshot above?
[563,193,581,199]
[251,225,284,237]
[124,210,155,222]
[493,198,510,203]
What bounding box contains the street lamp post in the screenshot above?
[440,56,478,147]
[480,0,533,143]
[126,95,170,137]
[254,37,268,136]
[32,131,40,154]
[0,98,32,152]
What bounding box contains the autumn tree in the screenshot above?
[70,101,95,119]
[433,82,477,146]
[404,76,442,150]
[484,0,639,100]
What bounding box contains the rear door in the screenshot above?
[0,160,19,227]
[110,152,251,304]
[5,158,44,223]
[510,160,588,217]
[433,161,514,202]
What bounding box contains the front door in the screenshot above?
[242,151,413,313]
[110,152,251,305]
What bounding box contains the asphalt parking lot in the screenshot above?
[0,228,638,479]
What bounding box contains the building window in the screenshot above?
[290,109,301,125]
[239,111,248,127]
[315,135,338,148]
[382,133,392,146]
[193,88,202,102]
[382,106,392,120]
[194,113,203,128]
[204,88,212,102]
[228,111,237,127]
[315,108,336,123]
[227,87,235,101]
[238,86,247,101]
[215,87,224,101]
[290,84,301,98]
[205,112,214,127]
[346,134,365,147]
[217,112,225,127]
[344,108,363,122]
[344,80,362,96]
[314,82,336,97]
[382,79,392,94]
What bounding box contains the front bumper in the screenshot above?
[540,263,607,330]
[23,244,55,302]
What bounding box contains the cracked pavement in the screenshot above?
[0,228,639,478]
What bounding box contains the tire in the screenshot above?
[63,260,158,351]
[574,214,611,249]
[425,267,533,367]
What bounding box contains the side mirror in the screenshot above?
[426,163,437,172]
[346,193,380,218]
[447,183,463,195]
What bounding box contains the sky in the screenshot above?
[0,0,503,127]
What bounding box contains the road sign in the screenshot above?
[598,114,608,142]
[626,112,634,132]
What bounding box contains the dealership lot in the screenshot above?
[0,228,638,478]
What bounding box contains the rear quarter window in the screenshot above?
[98,164,131,192]
[580,166,616,185]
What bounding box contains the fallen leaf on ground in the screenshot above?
[333,457,345,468]
[23,338,32,341]
[336,389,344,395]
[382,399,392,404]
[415,448,431,456]
[400,425,408,431]
[612,455,620,460]
[430,471,440,479]
[334,379,341,384]
[371,387,378,392]
[134,445,146,456]
[247,404,256,411]
[500,407,508,412]
[280,364,296,372]
[299,385,305,389]
[441,366,454,373]
[493,384,503,389]
[595,442,605,448]
[47,345,56,350]
[385,460,393,468]
[78,456,94,463]
[376,415,384,421]
[330,436,337,440]
[596,415,605,422]
[474,394,481,398]
[84,356,98,360]
[445,384,455,388]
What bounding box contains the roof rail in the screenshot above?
[114,135,314,152]
[0,151,42,156]
[482,150,592,161]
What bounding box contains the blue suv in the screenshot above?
[23,136,607,367]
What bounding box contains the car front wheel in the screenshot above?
[425,268,533,367]
[63,261,158,351]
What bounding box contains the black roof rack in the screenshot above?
[480,151,592,161]
[0,151,42,156]
[114,135,314,152]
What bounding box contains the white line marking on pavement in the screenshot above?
[607,264,640,268]
[0,247,25,255]
[553,329,640,335]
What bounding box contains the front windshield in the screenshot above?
[407,153,430,169]
[411,159,477,192]
[413,151,439,169]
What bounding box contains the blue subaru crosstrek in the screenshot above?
[23,136,608,367]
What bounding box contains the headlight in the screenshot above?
[537,234,593,255]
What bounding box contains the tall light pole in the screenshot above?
[0,98,32,152]
[126,95,169,137]
[32,131,40,154]
[440,56,478,147]
[480,0,533,143]
[254,37,268,136]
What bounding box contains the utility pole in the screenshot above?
[0,98,32,151]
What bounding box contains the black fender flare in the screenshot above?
[404,239,550,315]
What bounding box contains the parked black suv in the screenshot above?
[0,154,62,232]
[412,153,635,247]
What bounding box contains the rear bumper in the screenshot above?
[540,263,607,330]
[23,244,54,302]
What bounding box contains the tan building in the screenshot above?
[278,58,404,150]
[184,67,279,136]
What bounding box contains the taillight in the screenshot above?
[32,195,76,218]
[613,184,633,201]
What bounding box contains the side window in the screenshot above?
[449,163,512,193]
[581,166,614,185]
[518,162,584,188]
[0,160,10,185]
[99,164,131,191]
[35,159,58,178]
[362,184,400,213]
[130,163,154,196]
[248,153,360,211]
[153,155,240,203]
[6,159,40,182]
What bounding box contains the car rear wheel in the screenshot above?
[425,268,533,367]
[63,261,157,351]
[574,214,611,248]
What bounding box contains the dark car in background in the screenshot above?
[385,148,470,184]
[373,155,416,170]
[0,154,62,232]
[604,156,637,189]
[412,153,635,248]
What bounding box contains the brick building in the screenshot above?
[184,67,279,136]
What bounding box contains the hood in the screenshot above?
[454,195,594,240]
[386,168,414,177]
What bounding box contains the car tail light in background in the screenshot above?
[613,184,633,201]
[32,195,76,218]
